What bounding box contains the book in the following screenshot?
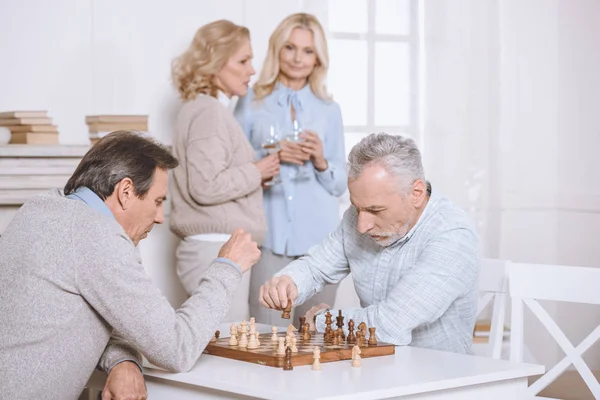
[8,125,58,133]
[87,123,148,134]
[85,115,148,124]
[10,132,59,144]
[0,111,47,119]
[0,117,53,126]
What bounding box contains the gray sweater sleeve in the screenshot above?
[98,334,143,373]
[75,231,241,373]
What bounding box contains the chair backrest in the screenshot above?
[509,262,600,398]
[475,258,510,359]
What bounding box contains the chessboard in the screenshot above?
[204,331,395,368]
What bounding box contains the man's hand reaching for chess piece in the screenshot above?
[259,275,298,311]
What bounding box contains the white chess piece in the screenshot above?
[291,337,298,353]
[247,332,259,349]
[228,323,238,346]
[277,337,286,355]
[312,347,322,371]
[239,332,248,348]
[271,326,278,342]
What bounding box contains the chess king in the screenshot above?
[258,133,481,354]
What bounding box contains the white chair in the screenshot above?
[509,262,600,399]
[472,258,510,359]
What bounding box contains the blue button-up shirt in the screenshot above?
[234,84,347,256]
[277,188,481,354]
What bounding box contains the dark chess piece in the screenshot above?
[283,346,293,370]
[368,327,377,345]
[324,311,333,339]
[347,319,356,344]
[336,310,346,339]
[324,326,333,342]
[303,323,311,340]
[281,299,292,319]
[298,316,306,334]
[215,330,220,339]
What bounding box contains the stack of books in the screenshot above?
[0,110,58,144]
[85,115,148,144]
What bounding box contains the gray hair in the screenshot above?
[347,133,425,192]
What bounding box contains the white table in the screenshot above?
[87,323,544,399]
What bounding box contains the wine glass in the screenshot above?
[284,119,311,180]
[260,122,282,187]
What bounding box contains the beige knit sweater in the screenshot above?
[170,94,265,244]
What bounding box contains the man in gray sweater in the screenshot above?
[0,131,260,400]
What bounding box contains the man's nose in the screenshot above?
[356,212,373,234]
[155,207,165,224]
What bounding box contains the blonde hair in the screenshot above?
[172,20,250,101]
[254,13,331,101]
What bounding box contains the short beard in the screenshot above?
[370,221,410,247]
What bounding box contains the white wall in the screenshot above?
[0,0,325,308]
[424,0,600,369]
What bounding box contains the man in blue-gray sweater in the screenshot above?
[0,131,260,400]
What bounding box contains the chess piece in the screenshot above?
[324,326,333,342]
[368,327,377,345]
[324,311,333,339]
[283,346,293,370]
[277,337,286,355]
[286,324,297,337]
[247,332,259,349]
[303,323,311,340]
[334,331,343,346]
[347,319,356,344]
[351,345,362,367]
[210,330,219,342]
[238,331,248,348]
[336,310,346,339]
[291,336,298,353]
[228,324,238,346]
[336,327,344,342]
[281,299,292,319]
[271,326,278,342]
[311,347,322,371]
[358,322,367,346]
[298,317,306,334]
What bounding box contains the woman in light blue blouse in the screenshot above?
[235,13,347,325]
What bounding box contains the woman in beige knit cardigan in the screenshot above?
[169,20,280,322]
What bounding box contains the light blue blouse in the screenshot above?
[234,83,347,256]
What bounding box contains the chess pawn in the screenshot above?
[291,336,298,353]
[247,332,259,349]
[311,347,322,371]
[352,345,362,367]
[210,330,219,342]
[277,337,286,355]
[238,332,248,348]
[368,327,377,345]
[271,326,278,342]
[303,323,311,340]
[298,317,306,334]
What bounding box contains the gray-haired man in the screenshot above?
[259,133,481,354]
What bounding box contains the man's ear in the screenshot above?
[115,178,135,211]
[411,179,428,207]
